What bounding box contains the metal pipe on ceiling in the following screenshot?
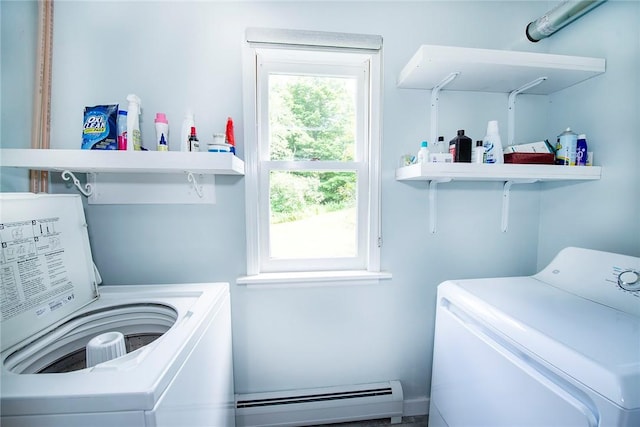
[526,0,607,43]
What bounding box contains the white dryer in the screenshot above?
[0,193,235,427]
[428,247,640,427]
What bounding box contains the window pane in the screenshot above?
[269,75,357,161]
[269,170,357,259]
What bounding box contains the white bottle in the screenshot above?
[483,120,504,164]
[417,140,430,164]
[473,140,485,164]
[180,110,195,152]
[126,94,142,151]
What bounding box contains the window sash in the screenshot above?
[257,57,369,162]
[258,161,369,272]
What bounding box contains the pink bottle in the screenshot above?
[154,113,169,151]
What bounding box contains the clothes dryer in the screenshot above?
[428,247,640,427]
[0,193,235,426]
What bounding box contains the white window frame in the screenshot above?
[241,28,385,282]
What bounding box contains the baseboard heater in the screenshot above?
[235,380,403,426]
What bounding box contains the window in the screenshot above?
[242,29,383,277]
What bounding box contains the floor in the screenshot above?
[313,416,428,427]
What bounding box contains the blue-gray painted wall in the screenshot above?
[2,0,638,408]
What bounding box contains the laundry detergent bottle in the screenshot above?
[483,120,504,164]
[154,113,169,152]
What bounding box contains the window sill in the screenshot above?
[236,270,392,288]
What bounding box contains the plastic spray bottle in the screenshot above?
[483,120,504,164]
[154,113,169,152]
[180,110,195,152]
[126,94,142,151]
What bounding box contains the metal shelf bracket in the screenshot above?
[187,172,204,198]
[428,178,452,233]
[501,179,538,232]
[507,77,547,146]
[61,170,93,197]
[85,172,216,205]
[430,72,460,145]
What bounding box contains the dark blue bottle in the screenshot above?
[576,134,588,166]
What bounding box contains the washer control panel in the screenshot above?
[535,247,640,317]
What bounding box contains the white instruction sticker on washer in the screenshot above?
[0,217,74,321]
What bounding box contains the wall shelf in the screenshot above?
[397,45,605,94]
[395,45,605,233]
[397,163,602,234]
[397,44,605,145]
[0,149,245,204]
[395,163,602,182]
[0,149,244,175]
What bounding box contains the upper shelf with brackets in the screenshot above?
[395,45,605,234]
[0,149,244,205]
[397,44,605,94]
[0,149,244,175]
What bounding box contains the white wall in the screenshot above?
[3,0,638,414]
[537,0,640,266]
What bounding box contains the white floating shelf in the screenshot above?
[1,148,244,205]
[396,162,602,234]
[0,149,244,175]
[395,163,602,182]
[397,45,605,94]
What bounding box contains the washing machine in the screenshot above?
[428,247,640,427]
[0,193,235,427]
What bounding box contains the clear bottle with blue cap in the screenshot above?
[417,140,430,164]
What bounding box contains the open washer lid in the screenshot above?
[0,193,100,353]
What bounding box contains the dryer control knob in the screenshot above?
[618,270,640,292]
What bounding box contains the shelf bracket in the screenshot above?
[61,170,93,197]
[430,72,460,145]
[507,77,547,147]
[428,178,452,234]
[501,179,538,232]
[186,172,204,198]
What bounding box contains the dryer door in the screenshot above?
[429,295,602,427]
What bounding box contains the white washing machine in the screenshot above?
[0,193,235,426]
[428,247,640,427]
